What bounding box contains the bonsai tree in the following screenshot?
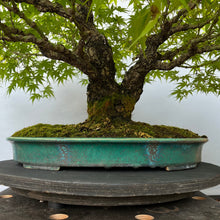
[0,0,219,137]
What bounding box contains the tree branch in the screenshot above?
[155,44,220,71]
[196,45,220,54]
[2,0,116,80]
[157,6,220,63]
[121,56,153,102]
[2,0,95,33]
[168,0,198,24]
[170,9,220,35]
[1,0,117,82]
[3,0,72,19]
[121,1,218,101]
[159,31,220,62]
[0,21,95,75]
[0,0,47,39]
[180,57,220,69]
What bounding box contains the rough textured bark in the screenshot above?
[87,78,136,121]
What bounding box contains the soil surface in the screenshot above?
[12,119,204,138]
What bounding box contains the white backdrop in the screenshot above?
[0,79,219,194]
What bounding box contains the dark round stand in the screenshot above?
[0,160,219,206]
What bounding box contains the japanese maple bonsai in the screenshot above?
[0,0,219,138]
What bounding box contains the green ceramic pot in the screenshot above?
[8,137,208,171]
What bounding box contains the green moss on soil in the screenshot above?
[12,119,204,138]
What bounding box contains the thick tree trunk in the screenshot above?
[87,78,136,122]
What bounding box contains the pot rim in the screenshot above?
[7,137,208,144]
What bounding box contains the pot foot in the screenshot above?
[166,163,197,171]
[23,164,60,171]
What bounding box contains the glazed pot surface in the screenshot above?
[8,137,208,170]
